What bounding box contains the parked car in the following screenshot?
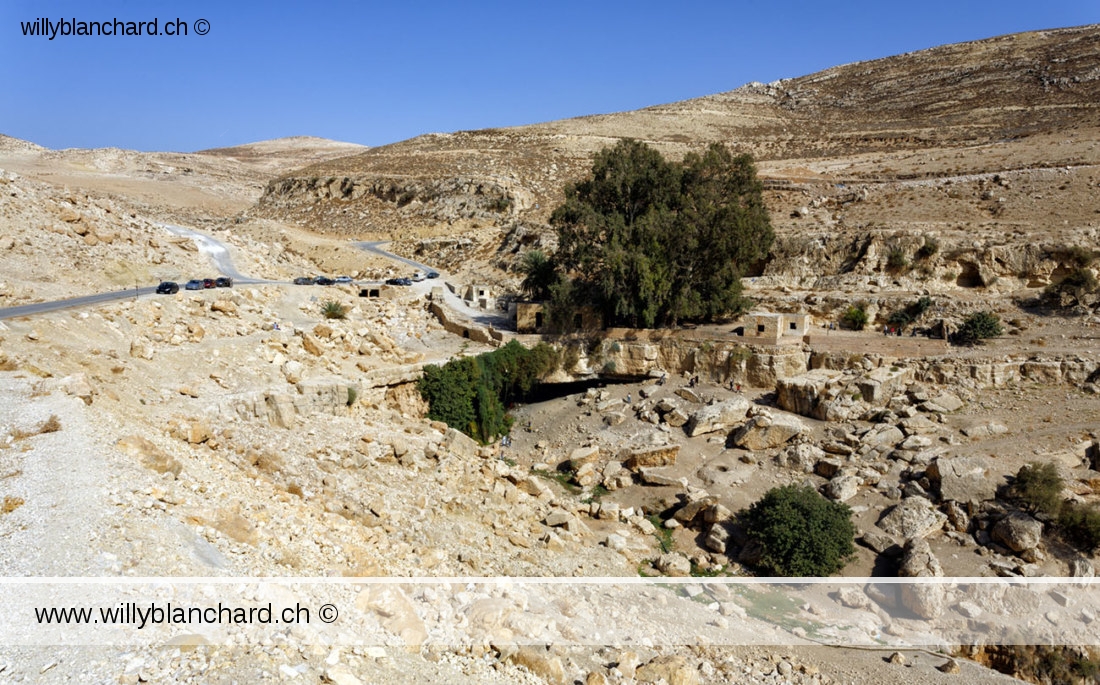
[293,276,316,285]
[202,278,216,289]
[334,276,353,284]
[385,277,412,286]
[215,277,233,288]
[184,279,204,290]
[411,271,425,282]
[155,281,179,294]
[315,276,336,286]
[426,271,440,279]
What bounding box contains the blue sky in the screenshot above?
[1,1,1097,152]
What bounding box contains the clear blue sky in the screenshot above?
[1,0,1096,152]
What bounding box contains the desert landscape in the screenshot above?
[1,23,1100,684]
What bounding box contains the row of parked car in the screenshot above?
[155,277,232,294]
[293,275,353,286]
[386,270,439,286]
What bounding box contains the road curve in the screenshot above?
[0,225,271,320]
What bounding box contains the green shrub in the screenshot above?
[840,305,868,331]
[1009,462,1063,516]
[1057,245,1095,268]
[886,245,909,272]
[739,485,855,577]
[321,300,348,320]
[954,310,1003,345]
[346,386,358,407]
[916,237,939,260]
[887,296,933,329]
[1058,502,1100,553]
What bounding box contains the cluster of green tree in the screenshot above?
[521,139,774,329]
[1009,461,1100,552]
[739,484,855,576]
[417,340,558,444]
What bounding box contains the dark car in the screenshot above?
[184,279,204,290]
[315,276,336,286]
[202,278,216,289]
[385,277,412,286]
[155,281,179,294]
[426,271,440,279]
[293,276,316,285]
[215,277,233,288]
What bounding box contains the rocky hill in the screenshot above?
[255,25,1100,301]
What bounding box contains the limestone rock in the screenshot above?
[898,537,945,619]
[926,456,997,505]
[129,337,154,360]
[876,497,948,539]
[684,397,751,437]
[825,475,861,502]
[991,512,1043,553]
[731,411,804,450]
[636,655,699,685]
[655,553,692,577]
[623,444,680,470]
[507,647,567,685]
[116,435,182,477]
[59,373,93,405]
[569,445,600,469]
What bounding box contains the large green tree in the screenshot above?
[549,139,772,328]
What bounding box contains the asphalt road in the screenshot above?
[0,224,267,321]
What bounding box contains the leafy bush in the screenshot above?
[739,485,855,577]
[840,304,868,331]
[954,310,1003,345]
[346,386,358,407]
[321,300,348,320]
[1009,462,1063,516]
[418,341,558,444]
[1058,502,1100,553]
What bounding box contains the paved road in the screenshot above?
[0,287,155,320]
[0,225,269,321]
[353,240,513,330]
[161,223,273,285]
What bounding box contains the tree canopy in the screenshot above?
[548,139,773,328]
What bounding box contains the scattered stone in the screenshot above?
[898,537,945,619]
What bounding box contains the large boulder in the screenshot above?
[991,513,1043,553]
[623,444,680,470]
[926,456,998,505]
[731,411,804,450]
[776,369,844,419]
[876,497,948,539]
[898,537,946,619]
[856,366,912,404]
[684,397,751,437]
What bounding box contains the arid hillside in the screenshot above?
[255,25,1100,302]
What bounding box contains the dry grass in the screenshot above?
[0,357,17,371]
[1,496,24,514]
[11,414,61,440]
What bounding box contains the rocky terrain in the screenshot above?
[2,24,1100,685]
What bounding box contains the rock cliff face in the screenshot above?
[561,337,808,387]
